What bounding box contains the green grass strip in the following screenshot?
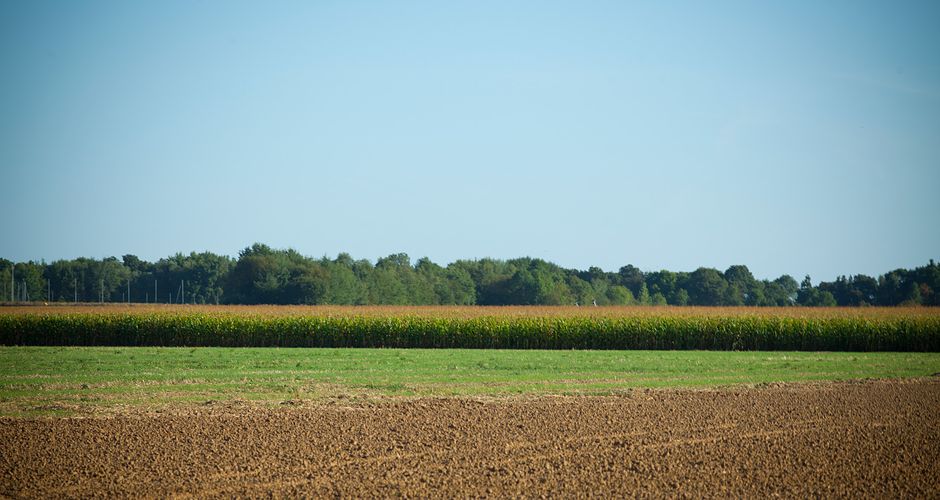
[1,347,938,417]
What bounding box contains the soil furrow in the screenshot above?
[1,379,937,498]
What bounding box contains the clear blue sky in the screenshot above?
[2,1,938,282]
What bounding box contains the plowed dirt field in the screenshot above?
[2,379,938,498]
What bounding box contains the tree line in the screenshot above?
[1,243,937,306]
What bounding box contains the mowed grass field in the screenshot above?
[2,346,939,417]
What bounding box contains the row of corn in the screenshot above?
[0,313,938,351]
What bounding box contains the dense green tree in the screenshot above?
[821,275,878,306]
[443,265,477,305]
[567,275,594,306]
[45,260,77,302]
[592,282,609,303]
[287,261,330,304]
[724,265,758,305]
[535,274,574,306]
[410,257,443,305]
[912,260,939,305]
[320,256,365,304]
[122,254,147,273]
[797,276,838,306]
[647,270,679,304]
[504,269,539,305]
[606,285,635,305]
[452,258,514,305]
[617,265,645,297]
[150,252,233,304]
[367,267,410,304]
[3,245,936,307]
[775,275,799,304]
[4,261,46,302]
[672,288,690,306]
[224,245,313,304]
[877,271,903,305]
[900,281,922,306]
[0,259,10,301]
[687,268,729,306]
[759,275,798,306]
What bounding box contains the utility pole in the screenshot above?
[154,280,157,305]
[10,263,13,302]
[182,280,185,305]
[127,278,130,304]
[100,279,103,303]
[74,278,77,303]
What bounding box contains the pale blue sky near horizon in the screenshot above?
[2,1,938,283]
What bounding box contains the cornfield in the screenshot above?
[0,305,938,351]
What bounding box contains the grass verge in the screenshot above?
[1,347,938,417]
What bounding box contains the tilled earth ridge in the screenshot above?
[1,379,938,498]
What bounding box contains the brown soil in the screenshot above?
[1,379,938,498]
